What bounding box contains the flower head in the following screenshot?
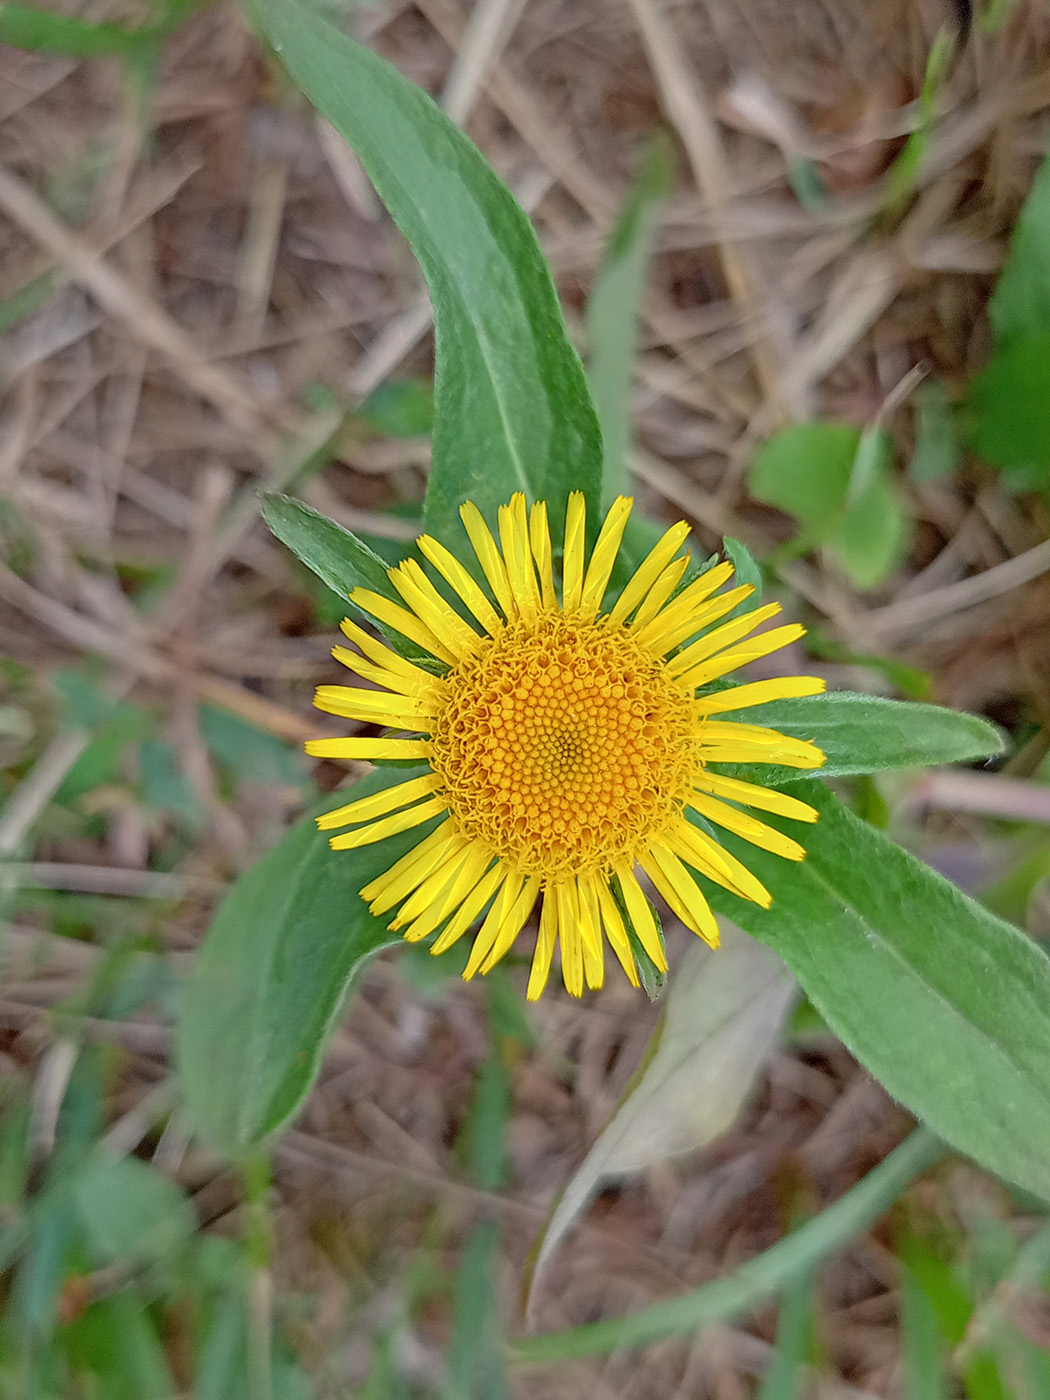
[309,494,824,998]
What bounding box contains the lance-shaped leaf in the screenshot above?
[253,0,603,548]
[704,781,1050,1202]
[177,770,431,1156]
[721,691,1003,788]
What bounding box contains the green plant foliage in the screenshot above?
[750,422,909,587]
[176,771,430,1155]
[989,152,1050,345]
[358,378,434,438]
[262,493,431,664]
[72,1154,194,1269]
[586,135,671,505]
[705,782,1050,1203]
[720,690,1003,786]
[965,336,1050,488]
[253,0,603,549]
[964,150,1050,487]
[754,1274,814,1400]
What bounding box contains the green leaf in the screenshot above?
[720,691,1004,785]
[750,423,908,587]
[261,493,432,664]
[706,782,1050,1202]
[253,0,603,549]
[0,5,157,57]
[586,135,671,505]
[989,151,1050,347]
[964,336,1050,487]
[73,1154,194,1267]
[445,1222,508,1400]
[176,770,431,1156]
[262,493,402,601]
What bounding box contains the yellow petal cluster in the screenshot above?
[310,493,824,998]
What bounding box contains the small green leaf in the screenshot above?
[262,493,402,601]
[73,1154,194,1267]
[751,423,860,532]
[719,691,1004,785]
[750,423,908,587]
[965,336,1050,487]
[706,782,1050,1202]
[989,151,1050,347]
[253,0,603,550]
[722,537,762,602]
[358,378,434,438]
[262,493,432,664]
[177,770,430,1155]
[0,4,158,57]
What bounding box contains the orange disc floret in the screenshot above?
[429,614,696,879]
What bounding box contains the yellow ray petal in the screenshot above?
[640,844,720,947]
[305,736,431,762]
[390,559,482,658]
[555,879,584,996]
[338,618,437,690]
[317,773,442,831]
[663,817,772,908]
[625,556,690,633]
[499,493,540,620]
[667,601,781,677]
[613,865,667,971]
[698,721,824,769]
[312,685,437,726]
[328,795,447,850]
[576,873,603,961]
[479,874,542,975]
[687,791,805,861]
[461,501,516,620]
[330,644,445,703]
[416,533,503,637]
[692,771,818,823]
[694,675,825,716]
[527,887,559,1001]
[430,862,505,956]
[360,821,458,910]
[561,492,586,612]
[591,876,639,987]
[579,495,632,621]
[605,520,691,625]
[391,842,475,929]
[400,844,494,942]
[633,566,742,652]
[639,583,755,657]
[679,624,807,690]
[463,871,525,979]
[348,588,457,665]
[582,922,604,989]
[528,501,558,610]
[632,560,735,646]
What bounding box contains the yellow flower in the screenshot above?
[309,493,824,998]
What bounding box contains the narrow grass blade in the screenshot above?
[512,1129,943,1361]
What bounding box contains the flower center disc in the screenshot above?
[430,616,696,878]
